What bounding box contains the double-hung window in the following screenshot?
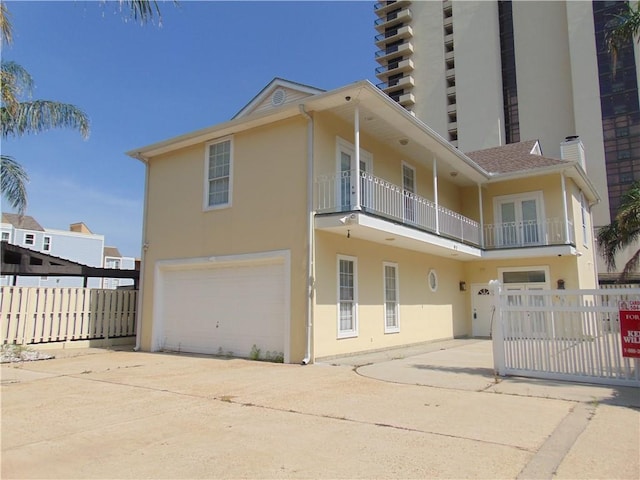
[43,236,51,252]
[24,233,35,246]
[337,255,358,338]
[205,138,232,209]
[383,262,399,333]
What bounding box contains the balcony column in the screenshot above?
[560,172,570,244]
[478,184,485,248]
[354,102,361,210]
[433,157,440,234]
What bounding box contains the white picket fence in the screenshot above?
[490,282,640,387]
[1,287,137,346]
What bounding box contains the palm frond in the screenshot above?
[615,181,640,235]
[597,221,622,271]
[605,3,640,76]
[0,2,12,46]
[1,100,90,139]
[0,155,29,214]
[1,60,35,109]
[620,247,640,282]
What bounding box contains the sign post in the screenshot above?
[619,300,640,358]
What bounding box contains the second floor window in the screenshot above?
[43,236,51,252]
[206,138,232,209]
[1,232,9,242]
[24,233,35,246]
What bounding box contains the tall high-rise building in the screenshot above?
[374,0,640,231]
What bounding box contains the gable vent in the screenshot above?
[271,88,287,106]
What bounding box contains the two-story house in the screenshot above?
[128,78,600,364]
[1,214,135,289]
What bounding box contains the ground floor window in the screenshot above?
[337,255,358,338]
[383,262,399,333]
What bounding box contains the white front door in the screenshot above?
[471,284,494,337]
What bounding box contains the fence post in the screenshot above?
[489,279,506,376]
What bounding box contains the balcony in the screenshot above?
[374,8,412,31]
[375,25,413,47]
[315,171,480,247]
[377,75,415,92]
[398,92,415,107]
[483,219,574,249]
[376,58,414,78]
[375,41,414,62]
[374,0,410,16]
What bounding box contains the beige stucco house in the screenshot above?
[128,78,600,364]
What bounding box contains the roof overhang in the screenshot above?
[127,80,490,186]
[484,162,601,205]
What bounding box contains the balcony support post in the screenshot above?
[433,157,440,234]
[354,102,361,210]
[560,172,570,244]
[478,184,485,248]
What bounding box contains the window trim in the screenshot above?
[203,136,233,211]
[580,191,589,247]
[24,233,35,246]
[1,231,10,242]
[428,268,438,292]
[498,265,550,288]
[492,190,545,246]
[337,254,358,339]
[43,235,52,252]
[383,262,400,334]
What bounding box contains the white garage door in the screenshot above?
[156,256,287,359]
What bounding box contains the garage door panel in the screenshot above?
[158,259,286,358]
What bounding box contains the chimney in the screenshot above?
[560,136,586,171]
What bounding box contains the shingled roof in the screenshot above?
[1,213,45,231]
[466,140,571,175]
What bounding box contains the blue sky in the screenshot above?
[3,0,377,257]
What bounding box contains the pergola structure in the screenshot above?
[1,241,139,288]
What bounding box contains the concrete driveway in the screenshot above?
[1,340,639,479]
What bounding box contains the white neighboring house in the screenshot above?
[1,214,134,289]
[103,246,136,289]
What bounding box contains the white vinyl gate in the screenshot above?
[490,281,640,387]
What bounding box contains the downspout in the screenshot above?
[300,104,314,365]
[133,153,150,351]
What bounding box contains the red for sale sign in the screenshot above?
[620,300,640,358]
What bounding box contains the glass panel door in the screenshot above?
[340,151,352,210]
[521,199,539,244]
[500,202,517,246]
[402,164,416,223]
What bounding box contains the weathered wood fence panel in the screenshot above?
[491,283,640,387]
[1,287,137,345]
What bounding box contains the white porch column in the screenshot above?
[478,184,485,248]
[433,157,440,234]
[560,172,570,244]
[354,103,361,210]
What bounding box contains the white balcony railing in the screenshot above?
[316,171,481,246]
[483,218,574,249]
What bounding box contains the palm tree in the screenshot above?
[597,181,640,281]
[0,0,176,213]
[605,2,640,74]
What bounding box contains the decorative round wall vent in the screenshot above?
[428,269,438,292]
[271,88,287,106]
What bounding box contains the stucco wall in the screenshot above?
[313,231,469,359]
[140,116,310,361]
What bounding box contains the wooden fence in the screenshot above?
[1,287,137,346]
[490,282,640,387]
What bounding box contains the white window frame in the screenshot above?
[428,268,438,292]
[1,231,10,242]
[337,254,358,339]
[24,233,35,246]
[43,235,51,252]
[498,265,550,288]
[493,191,545,246]
[383,262,400,334]
[580,191,588,247]
[335,137,373,210]
[204,136,233,211]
